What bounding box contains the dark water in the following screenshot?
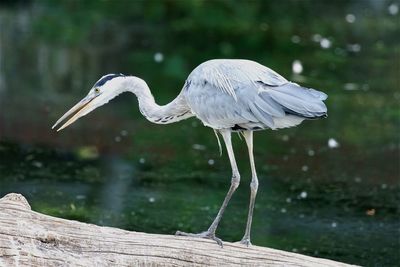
[0,1,399,266]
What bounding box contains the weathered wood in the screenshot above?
[0,193,354,267]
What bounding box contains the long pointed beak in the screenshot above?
[52,95,98,132]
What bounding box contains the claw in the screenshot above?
[175,230,223,247]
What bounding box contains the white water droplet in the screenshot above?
[282,135,289,142]
[300,191,308,199]
[331,222,337,228]
[154,52,164,63]
[320,38,331,49]
[345,14,356,23]
[328,138,340,148]
[208,159,215,165]
[307,149,315,156]
[281,208,287,213]
[388,3,399,15]
[192,144,206,151]
[347,43,361,52]
[200,206,210,211]
[148,197,155,203]
[139,158,146,164]
[115,136,121,142]
[301,165,309,172]
[292,60,303,74]
[32,161,43,168]
[344,83,359,91]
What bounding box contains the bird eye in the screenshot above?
[94,88,100,94]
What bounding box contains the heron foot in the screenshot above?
[175,230,223,247]
[239,237,252,247]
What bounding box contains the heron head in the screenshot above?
[52,73,129,131]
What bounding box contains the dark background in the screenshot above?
[0,1,399,266]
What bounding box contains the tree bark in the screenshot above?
[0,193,355,266]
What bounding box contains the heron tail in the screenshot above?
[262,82,328,119]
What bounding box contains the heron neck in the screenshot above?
[126,77,192,124]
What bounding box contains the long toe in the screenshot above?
[175,230,188,236]
[206,234,223,247]
[175,230,223,247]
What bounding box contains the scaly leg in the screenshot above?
[240,130,259,246]
[176,129,240,247]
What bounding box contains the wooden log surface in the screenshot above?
[0,193,355,267]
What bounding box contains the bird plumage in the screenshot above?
[53,58,328,247]
[182,59,327,131]
[94,73,125,87]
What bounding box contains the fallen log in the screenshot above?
[0,193,354,266]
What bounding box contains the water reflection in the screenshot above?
[97,156,135,225]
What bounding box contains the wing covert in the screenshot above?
[183,59,327,130]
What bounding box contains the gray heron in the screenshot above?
[52,59,327,247]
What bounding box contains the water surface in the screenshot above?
[0,1,399,266]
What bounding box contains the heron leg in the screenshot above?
[176,129,240,247]
[240,130,259,246]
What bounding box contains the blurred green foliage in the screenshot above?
[0,0,399,266]
[27,0,399,91]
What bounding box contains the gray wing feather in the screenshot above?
[269,82,328,101]
[248,102,274,128]
[185,82,255,128]
[187,59,288,101]
[184,59,327,130]
[236,108,257,122]
[265,83,327,118]
[255,94,285,117]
